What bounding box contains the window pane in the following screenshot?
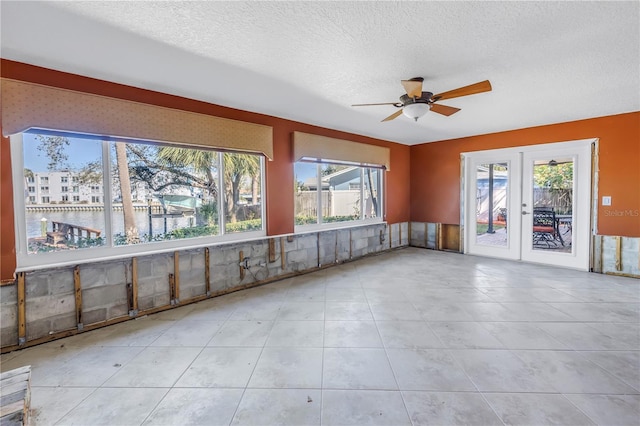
[295,162,319,225]
[23,133,105,253]
[111,142,220,244]
[322,164,360,223]
[223,153,263,233]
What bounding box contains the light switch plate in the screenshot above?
[602,196,611,206]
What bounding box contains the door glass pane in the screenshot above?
[475,163,508,247]
[531,158,573,252]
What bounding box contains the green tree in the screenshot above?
[223,153,260,223]
[534,163,573,189]
[36,135,69,170]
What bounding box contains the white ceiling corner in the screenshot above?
[1,1,638,145]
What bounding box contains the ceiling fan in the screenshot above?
[352,78,492,122]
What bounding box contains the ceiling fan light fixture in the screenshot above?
[402,102,430,121]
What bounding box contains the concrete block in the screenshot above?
[297,235,317,250]
[79,265,107,289]
[82,285,127,311]
[49,270,75,295]
[137,277,157,298]
[353,238,368,251]
[108,303,129,320]
[0,303,17,328]
[0,284,17,306]
[25,294,75,322]
[26,318,50,341]
[137,258,153,278]
[154,293,171,308]
[25,276,49,298]
[51,313,77,332]
[105,262,127,286]
[24,271,49,295]
[1,327,17,347]
[287,249,309,264]
[83,308,107,325]
[138,296,154,311]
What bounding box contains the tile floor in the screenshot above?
[1,247,639,425]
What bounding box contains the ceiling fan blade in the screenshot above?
[433,80,492,101]
[401,78,423,98]
[381,109,403,122]
[430,103,461,116]
[352,102,399,107]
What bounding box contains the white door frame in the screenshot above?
[462,138,596,271]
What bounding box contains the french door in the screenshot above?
[463,139,594,270]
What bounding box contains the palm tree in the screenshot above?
[156,147,219,200]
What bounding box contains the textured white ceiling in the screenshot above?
[1,1,638,145]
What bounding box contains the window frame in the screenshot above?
[294,160,384,233]
[10,132,267,271]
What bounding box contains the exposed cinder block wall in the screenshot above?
[24,268,76,341]
[596,236,640,276]
[80,260,129,326]
[0,222,410,351]
[410,222,438,249]
[0,285,18,346]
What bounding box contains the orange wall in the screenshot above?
[0,60,410,281]
[410,112,640,237]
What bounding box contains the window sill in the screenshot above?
[294,218,385,234]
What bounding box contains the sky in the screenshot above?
[23,133,103,173]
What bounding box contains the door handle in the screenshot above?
[522,211,530,215]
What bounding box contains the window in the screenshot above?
[27,176,35,183]
[294,161,383,227]
[40,176,48,183]
[12,131,265,267]
[61,176,68,183]
[27,186,35,193]
[40,186,49,194]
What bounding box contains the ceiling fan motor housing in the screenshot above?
[400,91,433,105]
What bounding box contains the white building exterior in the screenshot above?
[25,171,150,205]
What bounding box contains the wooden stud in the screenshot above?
[615,236,622,271]
[349,229,353,259]
[436,223,443,250]
[268,239,276,263]
[399,223,403,246]
[173,252,180,302]
[335,231,339,263]
[74,265,83,329]
[131,257,138,312]
[17,272,26,346]
[317,232,320,267]
[169,273,176,301]
[280,237,286,270]
[204,248,211,295]
[239,250,245,280]
[388,224,392,249]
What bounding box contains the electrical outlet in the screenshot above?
[602,196,612,206]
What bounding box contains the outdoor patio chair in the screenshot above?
[532,207,564,247]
